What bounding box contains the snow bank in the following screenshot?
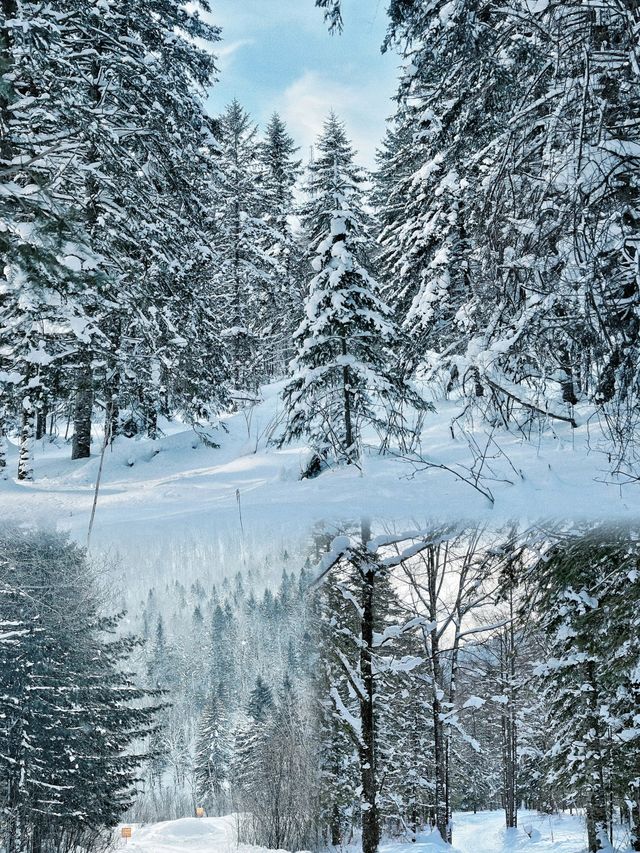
[118,814,290,853]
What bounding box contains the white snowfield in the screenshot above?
[113,811,623,853]
[1,382,638,547]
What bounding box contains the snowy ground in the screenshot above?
[1,383,639,550]
[115,814,269,853]
[113,811,628,853]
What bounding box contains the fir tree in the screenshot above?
[281,115,430,470]
[194,692,232,813]
[0,527,159,852]
[212,101,278,397]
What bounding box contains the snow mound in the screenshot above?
[124,814,241,852]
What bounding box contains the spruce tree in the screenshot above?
[532,526,640,851]
[0,527,159,852]
[194,692,232,813]
[281,115,429,470]
[257,114,305,375]
[212,101,278,397]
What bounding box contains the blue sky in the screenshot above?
[206,0,399,167]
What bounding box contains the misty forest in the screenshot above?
[1,523,639,853]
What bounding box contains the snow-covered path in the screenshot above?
[114,811,604,853]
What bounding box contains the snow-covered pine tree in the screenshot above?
[66,0,227,450]
[1,0,228,467]
[532,526,640,852]
[247,675,275,722]
[281,114,429,471]
[472,0,640,459]
[314,523,429,853]
[0,1,98,479]
[314,551,361,845]
[375,0,510,389]
[194,692,232,814]
[212,101,279,399]
[257,114,304,376]
[0,527,159,852]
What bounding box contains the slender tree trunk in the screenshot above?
[35,397,47,441]
[426,554,449,842]
[585,662,610,851]
[432,691,447,841]
[586,798,609,853]
[504,586,518,829]
[17,395,34,481]
[330,801,342,846]
[631,792,640,851]
[72,350,93,459]
[0,404,7,475]
[359,519,379,853]
[341,335,355,462]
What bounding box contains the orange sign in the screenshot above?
[196,807,205,818]
[121,827,132,839]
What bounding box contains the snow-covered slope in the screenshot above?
[114,811,626,853]
[1,382,638,547]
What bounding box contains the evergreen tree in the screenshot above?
[257,114,305,375]
[281,115,429,470]
[532,526,640,851]
[0,527,159,853]
[247,675,275,722]
[212,101,278,397]
[194,692,232,813]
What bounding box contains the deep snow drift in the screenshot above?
[114,811,629,853]
[2,382,638,548]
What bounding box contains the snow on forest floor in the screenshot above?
[112,811,626,853]
[115,814,267,853]
[1,382,639,549]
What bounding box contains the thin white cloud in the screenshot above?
[216,39,255,69]
[276,70,391,168]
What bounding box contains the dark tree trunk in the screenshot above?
[0,408,7,473]
[432,692,448,841]
[359,519,379,853]
[503,587,518,829]
[72,352,93,459]
[330,802,342,846]
[426,556,449,843]
[586,799,609,853]
[35,398,48,441]
[585,662,610,852]
[631,793,640,851]
[341,335,355,462]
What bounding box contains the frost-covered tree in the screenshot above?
[377,0,640,468]
[532,526,640,852]
[376,0,508,386]
[281,115,429,471]
[0,527,159,853]
[0,1,98,479]
[0,0,228,473]
[257,114,305,375]
[195,692,232,813]
[212,101,279,397]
